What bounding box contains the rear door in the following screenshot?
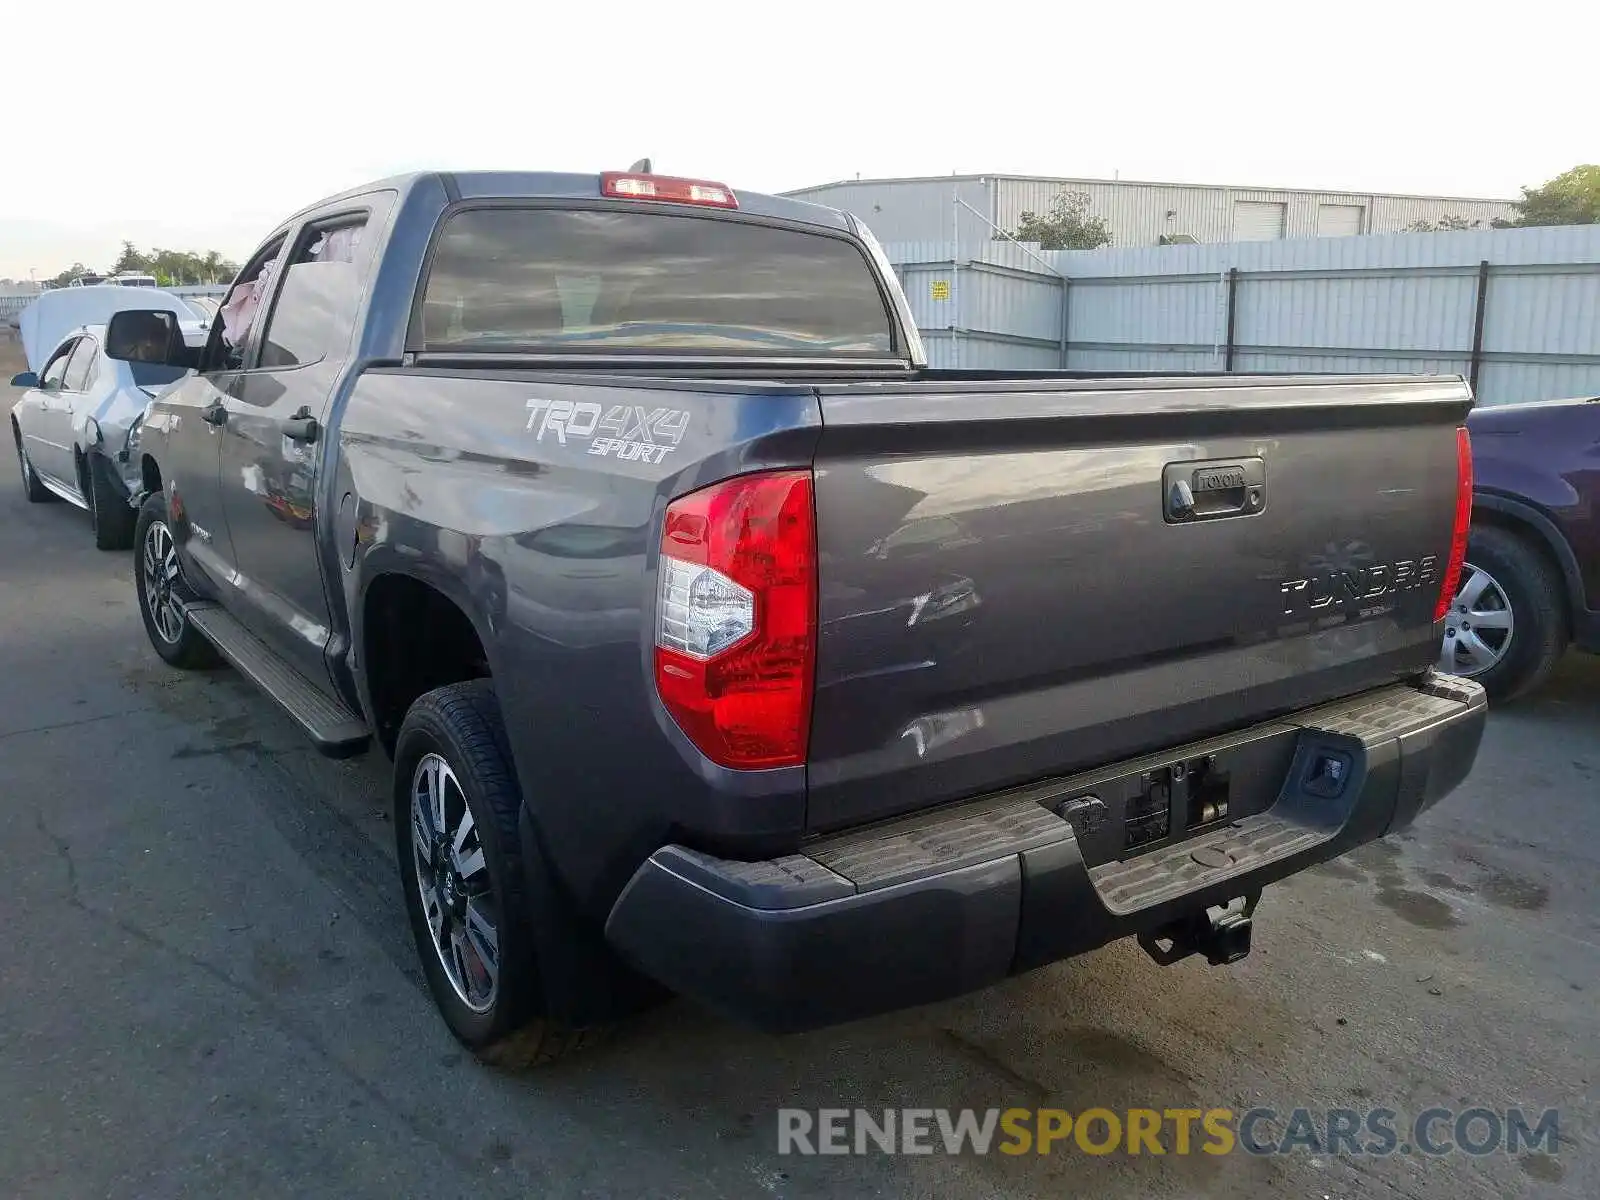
[22,336,81,482]
[805,377,1472,831]
[219,210,377,686]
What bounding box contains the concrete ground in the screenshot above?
[0,453,1593,1199]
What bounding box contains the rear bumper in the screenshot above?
[605,675,1486,1033]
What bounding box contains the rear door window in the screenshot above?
[419,207,896,356]
[257,216,370,369]
[63,336,99,391]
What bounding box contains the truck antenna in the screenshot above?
[627,158,653,174]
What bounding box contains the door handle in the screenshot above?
[283,407,320,445]
[201,404,227,426]
[1162,458,1266,523]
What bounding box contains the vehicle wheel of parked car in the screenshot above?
[1440,524,1568,701]
[395,680,602,1066]
[134,492,221,669]
[87,454,137,552]
[13,424,52,503]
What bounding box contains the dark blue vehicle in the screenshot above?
[101,168,1487,1061]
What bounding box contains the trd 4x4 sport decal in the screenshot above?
[524,399,690,465]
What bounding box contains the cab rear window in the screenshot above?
[418,207,895,356]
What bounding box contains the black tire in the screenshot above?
[133,492,221,669]
[394,680,604,1066]
[13,423,52,503]
[1455,524,1568,702]
[87,453,137,551]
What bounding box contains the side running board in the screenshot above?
[184,602,371,757]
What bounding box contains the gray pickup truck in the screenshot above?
[100,168,1486,1063]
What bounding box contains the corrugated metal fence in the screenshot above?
[889,239,1070,371]
[884,225,1600,406]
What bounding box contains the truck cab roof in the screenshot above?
[289,171,854,233]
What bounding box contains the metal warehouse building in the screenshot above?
[785,174,1517,248]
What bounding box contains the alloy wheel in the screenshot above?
[142,521,185,644]
[1437,563,1514,676]
[410,752,500,1014]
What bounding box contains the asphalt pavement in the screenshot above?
[0,460,1593,1199]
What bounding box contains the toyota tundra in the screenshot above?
[93,168,1487,1062]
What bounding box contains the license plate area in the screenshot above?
[1056,725,1302,868]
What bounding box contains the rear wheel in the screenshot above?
[134,492,220,669]
[1439,524,1567,701]
[87,453,137,551]
[395,680,603,1066]
[13,424,51,503]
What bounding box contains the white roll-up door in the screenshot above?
[1317,204,1365,236]
[1233,201,1287,241]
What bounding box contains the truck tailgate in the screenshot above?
[807,375,1473,832]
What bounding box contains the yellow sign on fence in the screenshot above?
[930,280,950,301]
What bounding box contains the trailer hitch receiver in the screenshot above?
[1138,892,1259,967]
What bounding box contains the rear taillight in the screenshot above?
[1434,426,1474,622]
[601,171,738,209]
[654,470,816,769]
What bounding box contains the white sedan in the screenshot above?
[10,286,207,549]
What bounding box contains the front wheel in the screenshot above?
[134,492,220,669]
[395,680,601,1066]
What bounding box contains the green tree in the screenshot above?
[199,250,239,283]
[48,262,96,287]
[149,248,215,286]
[1003,191,1113,250]
[47,243,241,287]
[1406,214,1484,233]
[1505,164,1600,227]
[111,241,153,275]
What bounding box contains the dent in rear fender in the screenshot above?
[335,369,822,915]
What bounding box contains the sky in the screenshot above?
[0,0,1592,280]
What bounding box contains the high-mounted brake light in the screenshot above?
[654,471,816,769]
[601,171,738,209]
[1434,426,1474,623]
